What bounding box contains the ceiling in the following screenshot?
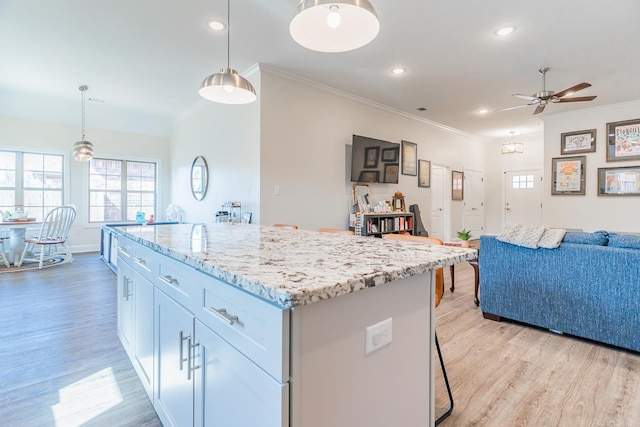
[1,0,639,140]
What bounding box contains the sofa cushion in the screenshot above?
[562,231,608,246]
[538,228,566,249]
[497,223,546,249]
[608,233,640,249]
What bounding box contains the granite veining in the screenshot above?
[114,223,477,308]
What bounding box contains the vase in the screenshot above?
[461,240,470,248]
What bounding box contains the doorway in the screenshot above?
[430,164,447,240]
[504,170,543,226]
[463,169,484,239]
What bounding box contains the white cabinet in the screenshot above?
[194,320,289,427]
[154,288,196,427]
[117,241,156,399]
[116,260,134,351]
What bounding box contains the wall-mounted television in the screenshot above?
[350,135,400,184]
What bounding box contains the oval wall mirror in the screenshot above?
[191,156,209,201]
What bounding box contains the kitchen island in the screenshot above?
[113,223,476,427]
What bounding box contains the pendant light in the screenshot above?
[199,0,256,104]
[73,85,94,162]
[502,131,524,154]
[290,0,380,53]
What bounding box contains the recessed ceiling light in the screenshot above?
[391,67,406,75]
[478,108,489,114]
[207,20,226,31]
[495,26,516,36]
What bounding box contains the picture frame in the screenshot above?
[383,163,399,183]
[597,166,640,196]
[560,129,596,154]
[381,147,399,163]
[452,170,464,200]
[606,118,640,162]
[358,170,379,183]
[418,159,430,188]
[401,140,417,176]
[363,146,380,168]
[241,212,252,223]
[551,155,586,195]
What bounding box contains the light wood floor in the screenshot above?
[0,253,161,426]
[436,262,640,427]
[1,253,639,426]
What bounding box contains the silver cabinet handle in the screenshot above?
[118,246,130,257]
[190,341,200,379]
[133,257,146,266]
[179,331,190,372]
[122,276,133,300]
[159,274,179,286]
[186,337,201,380]
[208,307,239,325]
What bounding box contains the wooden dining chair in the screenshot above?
[273,224,299,229]
[17,206,76,269]
[382,233,453,424]
[317,227,355,235]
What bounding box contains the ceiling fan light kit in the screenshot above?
[73,85,94,162]
[199,0,256,104]
[289,0,380,53]
[498,67,597,115]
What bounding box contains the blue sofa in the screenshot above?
[479,232,640,353]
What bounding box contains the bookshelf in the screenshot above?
[351,212,414,237]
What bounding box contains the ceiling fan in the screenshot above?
[498,67,597,115]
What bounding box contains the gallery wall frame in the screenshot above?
[560,129,596,154]
[452,170,464,200]
[418,159,430,188]
[401,140,417,176]
[606,118,640,162]
[597,165,640,196]
[551,155,586,195]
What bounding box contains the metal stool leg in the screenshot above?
[435,332,453,425]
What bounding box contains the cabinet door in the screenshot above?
[133,271,154,398]
[154,288,195,427]
[194,321,288,427]
[117,260,134,353]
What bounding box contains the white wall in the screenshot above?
[0,115,171,252]
[259,67,485,238]
[483,132,544,234]
[542,100,640,232]
[169,75,261,224]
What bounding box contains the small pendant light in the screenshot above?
[290,0,380,53]
[73,85,94,162]
[199,0,256,104]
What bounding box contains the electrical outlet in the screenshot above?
[274,185,280,196]
[365,317,392,355]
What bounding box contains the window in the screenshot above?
[512,174,534,189]
[89,158,157,223]
[0,150,64,221]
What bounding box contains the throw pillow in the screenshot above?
[538,228,567,249]
[608,233,640,249]
[497,223,546,249]
[562,231,608,246]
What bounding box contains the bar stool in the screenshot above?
[273,224,298,229]
[383,233,453,424]
[317,227,355,235]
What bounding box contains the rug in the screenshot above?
[0,256,71,273]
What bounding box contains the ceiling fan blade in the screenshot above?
[513,93,539,102]
[533,104,546,115]
[494,103,537,113]
[554,82,591,98]
[557,96,597,103]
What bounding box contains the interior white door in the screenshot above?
[463,169,484,239]
[430,165,445,240]
[504,170,543,226]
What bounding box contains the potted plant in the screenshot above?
[457,228,472,248]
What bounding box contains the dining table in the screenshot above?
[0,219,42,266]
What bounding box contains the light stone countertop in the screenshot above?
[114,223,477,308]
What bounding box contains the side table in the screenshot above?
[445,242,480,306]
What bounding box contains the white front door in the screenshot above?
[504,170,543,226]
[430,165,445,240]
[463,169,484,239]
